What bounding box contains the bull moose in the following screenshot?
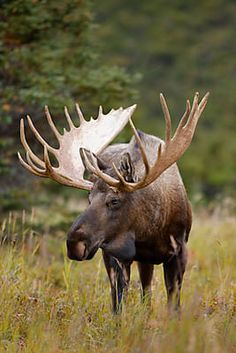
[18,92,209,313]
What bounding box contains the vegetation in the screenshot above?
[0,204,235,352]
[96,0,236,197]
[0,2,235,352]
[0,0,235,208]
[0,0,138,211]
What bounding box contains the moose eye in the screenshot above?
[111,199,119,205]
[106,198,120,209]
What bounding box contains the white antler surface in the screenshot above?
[18,103,137,190]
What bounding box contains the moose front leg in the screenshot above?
[102,251,131,314]
[163,243,187,311]
[137,262,154,304]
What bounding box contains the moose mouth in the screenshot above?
[67,240,102,261]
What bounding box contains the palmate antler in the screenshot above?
[18,103,137,190]
[82,92,209,192]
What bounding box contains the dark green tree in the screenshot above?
[0,0,138,211]
[0,0,138,114]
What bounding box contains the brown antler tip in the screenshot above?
[26,114,32,123]
[17,151,25,166]
[159,93,167,106]
[44,105,49,114]
[43,145,52,171]
[17,151,27,167]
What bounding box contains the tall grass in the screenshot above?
[0,207,235,353]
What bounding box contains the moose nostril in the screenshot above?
[66,239,87,261]
[76,241,86,258]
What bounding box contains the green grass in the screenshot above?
[0,207,235,353]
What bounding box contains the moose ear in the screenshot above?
[119,153,137,182]
[80,148,108,172]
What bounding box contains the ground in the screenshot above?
[0,202,235,353]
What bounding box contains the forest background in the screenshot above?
[0,2,235,352]
[0,0,235,212]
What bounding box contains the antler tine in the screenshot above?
[44,106,62,142]
[75,103,85,125]
[181,92,209,135]
[160,93,172,143]
[88,151,120,187]
[112,162,127,184]
[19,117,77,185]
[172,99,191,139]
[80,149,97,175]
[20,118,45,168]
[43,145,53,173]
[64,106,75,130]
[198,92,210,115]
[81,149,119,188]
[128,118,150,174]
[98,105,103,120]
[26,115,57,154]
[26,152,46,174]
[17,152,46,177]
[184,92,199,127]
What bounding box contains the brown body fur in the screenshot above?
[67,131,192,313]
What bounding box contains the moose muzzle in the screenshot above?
[67,221,102,261]
[67,239,87,261]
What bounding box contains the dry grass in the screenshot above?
[0,207,235,353]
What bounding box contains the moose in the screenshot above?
[18,92,209,313]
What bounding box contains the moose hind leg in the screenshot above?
[163,242,187,311]
[137,262,154,303]
[102,251,131,314]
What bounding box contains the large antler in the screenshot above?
[18,103,137,190]
[82,92,209,192]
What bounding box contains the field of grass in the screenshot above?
[0,204,235,353]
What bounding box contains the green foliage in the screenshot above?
[0,0,137,114]
[0,0,235,206]
[0,207,235,352]
[0,0,138,195]
[96,0,236,196]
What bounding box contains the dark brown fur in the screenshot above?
[67,131,192,313]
